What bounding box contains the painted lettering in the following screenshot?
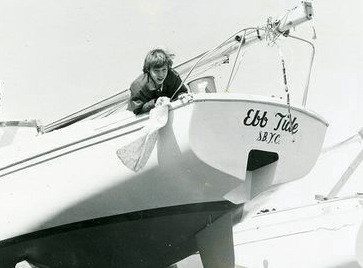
[257,131,281,144]
[274,113,299,134]
[243,109,268,128]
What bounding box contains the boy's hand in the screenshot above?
[178,93,193,103]
[155,96,171,107]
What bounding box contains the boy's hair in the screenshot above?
[143,49,174,73]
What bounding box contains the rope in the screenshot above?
[264,12,296,143]
[278,45,295,143]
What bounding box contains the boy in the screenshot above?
[128,49,188,115]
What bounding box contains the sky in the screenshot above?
[0,0,278,123]
[0,0,361,147]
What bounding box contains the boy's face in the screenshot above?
[149,65,168,85]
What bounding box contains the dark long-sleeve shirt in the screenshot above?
[127,69,187,115]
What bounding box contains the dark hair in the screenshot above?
[142,49,174,73]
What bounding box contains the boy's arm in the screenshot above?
[140,99,155,114]
[129,83,156,115]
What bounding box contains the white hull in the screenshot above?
[0,94,327,242]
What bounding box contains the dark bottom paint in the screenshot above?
[0,201,243,268]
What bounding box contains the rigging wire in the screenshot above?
[186,57,228,82]
[229,51,246,87]
[226,31,247,92]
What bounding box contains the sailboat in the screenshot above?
[0,2,327,267]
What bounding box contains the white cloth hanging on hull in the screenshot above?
[116,100,170,172]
